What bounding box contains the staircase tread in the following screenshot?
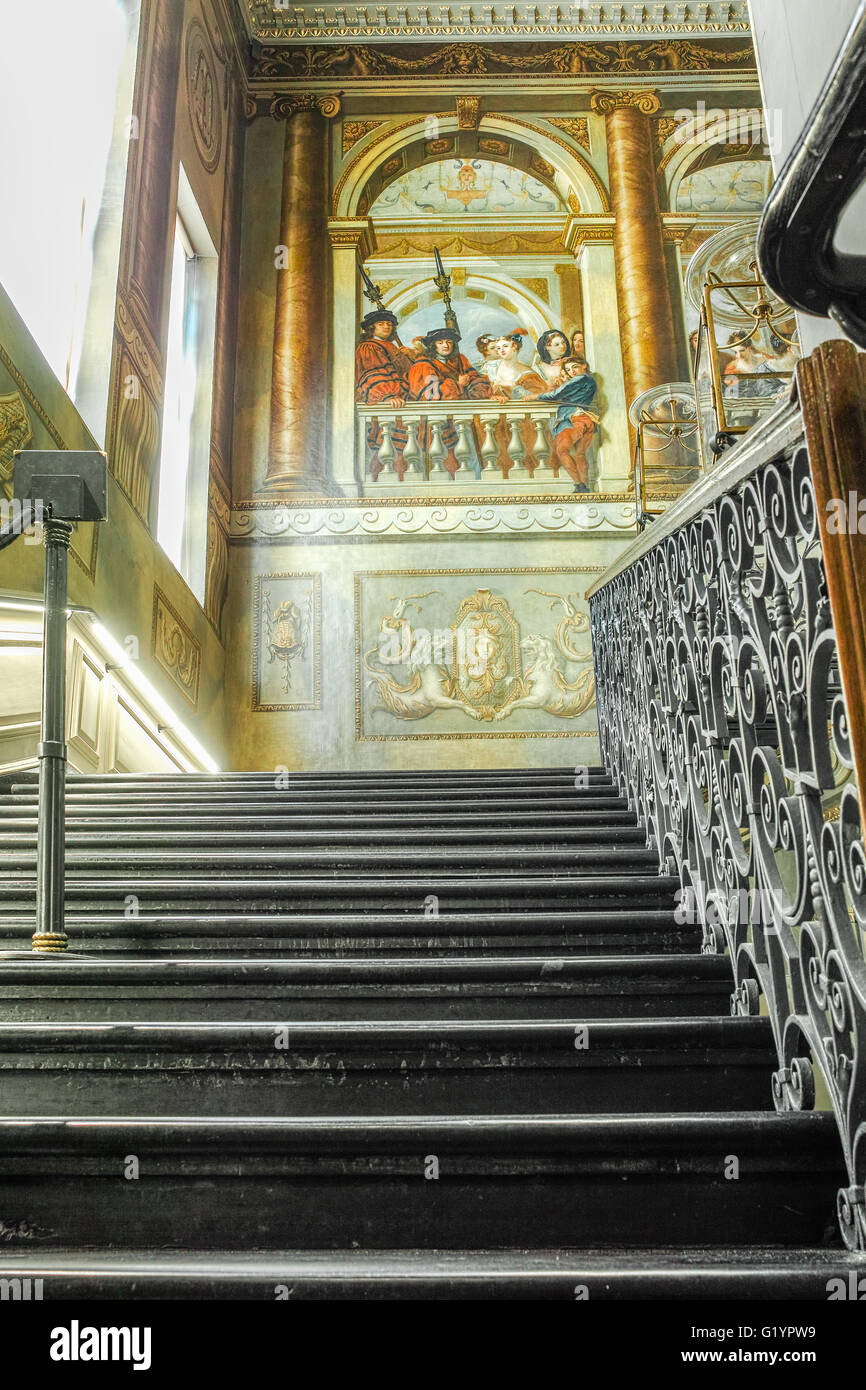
[0,1246,859,1272]
[0,952,730,978]
[0,1016,772,1047]
[0,1111,839,1138]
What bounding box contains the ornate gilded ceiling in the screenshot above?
[239,1,750,46]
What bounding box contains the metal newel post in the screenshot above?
[33,515,73,954]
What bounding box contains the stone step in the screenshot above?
[0,809,640,832]
[0,844,662,876]
[0,900,695,956]
[0,873,682,917]
[0,953,733,1020]
[0,795,625,811]
[0,1017,776,1116]
[9,767,611,788]
[0,1113,843,1249]
[0,826,650,851]
[0,1246,861,1299]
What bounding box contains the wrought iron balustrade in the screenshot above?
[588,360,866,1249]
[356,401,571,487]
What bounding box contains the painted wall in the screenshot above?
[0,0,244,772]
[224,525,640,771]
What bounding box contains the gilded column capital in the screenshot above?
[270,93,341,121]
[327,218,377,259]
[590,90,660,116]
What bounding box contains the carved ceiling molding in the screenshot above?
[241,2,751,46]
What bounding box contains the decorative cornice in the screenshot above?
[328,217,377,258]
[565,217,617,251]
[590,89,661,115]
[242,2,751,46]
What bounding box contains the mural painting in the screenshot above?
[355,310,602,490]
[356,569,602,739]
[369,159,563,216]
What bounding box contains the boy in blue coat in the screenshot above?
[537,356,599,491]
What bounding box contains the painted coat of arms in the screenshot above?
[358,571,598,737]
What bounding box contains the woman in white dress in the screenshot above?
[481,331,546,400]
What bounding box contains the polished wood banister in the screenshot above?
[798,340,866,827]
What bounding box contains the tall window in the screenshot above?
[0,0,139,443]
[157,169,218,603]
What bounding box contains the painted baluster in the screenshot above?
[360,416,374,480]
[428,417,448,476]
[506,415,529,480]
[479,419,499,472]
[377,418,397,478]
[401,416,424,477]
[453,419,474,477]
[531,411,555,480]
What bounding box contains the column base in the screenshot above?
[256,473,344,500]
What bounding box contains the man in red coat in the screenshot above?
[354,310,413,406]
[408,328,493,401]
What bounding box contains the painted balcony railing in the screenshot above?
[356,401,571,487]
[588,343,866,1249]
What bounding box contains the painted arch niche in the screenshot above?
[676,158,772,213]
[369,159,565,218]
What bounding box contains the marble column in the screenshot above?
[577,238,631,492]
[591,91,679,412]
[264,95,340,494]
[328,218,376,496]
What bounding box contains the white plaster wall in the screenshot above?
[748,0,866,351]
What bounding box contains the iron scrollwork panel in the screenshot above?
[590,442,866,1249]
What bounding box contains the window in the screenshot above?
[156,168,218,603]
[0,0,140,443]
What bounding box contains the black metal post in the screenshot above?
[32,516,73,954]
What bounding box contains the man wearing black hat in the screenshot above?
[408,328,493,401]
[355,310,413,406]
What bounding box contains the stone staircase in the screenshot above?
[0,766,861,1299]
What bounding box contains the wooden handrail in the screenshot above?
[798,340,866,827]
